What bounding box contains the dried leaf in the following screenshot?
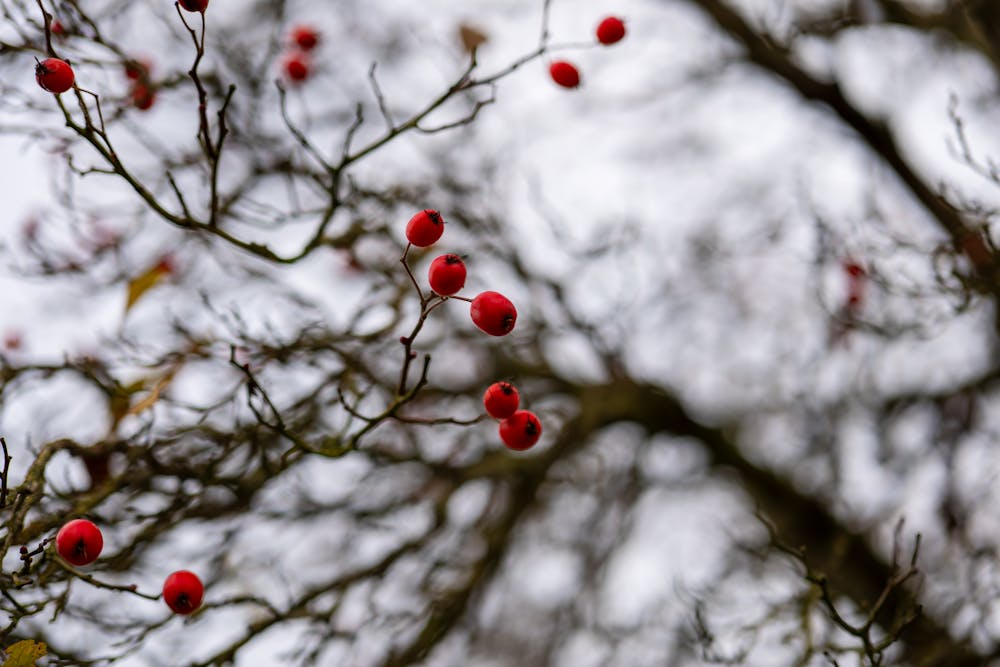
[124,255,174,314]
[458,23,488,54]
[2,640,47,667]
[126,364,180,417]
[107,377,144,430]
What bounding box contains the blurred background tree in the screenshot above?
[2,0,1000,665]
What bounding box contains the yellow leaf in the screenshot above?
[126,364,180,417]
[2,640,47,667]
[124,255,175,314]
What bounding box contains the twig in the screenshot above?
[0,437,11,509]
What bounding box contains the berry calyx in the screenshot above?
[56,519,103,566]
[405,209,445,247]
[178,0,209,12]
[283,53,310,82]
[163,570,204,615]
[549,61,580,89]
[483,382,519,419]
[596,16,626,45]
[291,25,319,51]
[428,254,467,296]
[35,58,74,94]
[470,291,516,336]
[499,410,542,451]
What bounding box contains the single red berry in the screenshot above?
[35,58,74,94]
[124,58,151,81]
[405,209,445,247]
[178,0,209,12]
[549,61,580,89]
[131,83,156,110]
[428,254,467,296]
[470,291,517,336]
[56,519,103,566]
[283,53,310,82]
[843,260,865,278]
[291,25,319,51]
[596,16,626,45]
[3,329,23,351]
[163,570,204,615]
[483,382,519,419]
[499,410,542,451]
[51,20,66,37]
[155,253,176,275]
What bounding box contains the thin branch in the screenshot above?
[0,437,11,509]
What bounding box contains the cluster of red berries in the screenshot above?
[55,518,204,615]
[124,58,155,111]
[549,15,626,90]
[842,258,866,315]
[282,25,320,83]
[405,209,518,337]
[483,382,542,450]
[404,210,539,449]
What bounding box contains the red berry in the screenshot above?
[405,209,445,247]
[428,254,467,295]
[3,329,23,351]
[596,16,626,45]
[155,253,176,275]
[470,291,516,336]
[843,259,865,310]
[291,25,319,51]
[549,61,580,89]
[56,519,103,566]
[35,58,74,94]
[499,410,542,451]
[51,20,66,37]
[283,53,310,82]
[843,260,865,278]
[163,570,204,615]
[131,83,156,110]
[124,58,151,81]
[483,382,519,419]
[178,0,209,12]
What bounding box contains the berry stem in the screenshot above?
[397,245,449,396]
[176,6,215,162]
[400,244,428,305]
[36,0,56,57]
[0,437,11,509]
[54,558,161,600]
[396,294,445,396]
